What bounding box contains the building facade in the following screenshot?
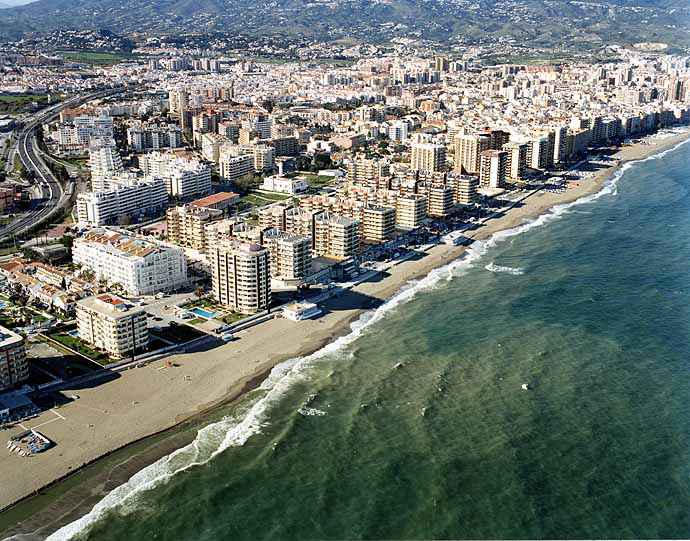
[76,294,148,359]
[210,242,272,314]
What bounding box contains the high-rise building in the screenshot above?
[362,205,395,243]
[89,137,123,191]
[479,150,508,188]
[395,194,427,229]
[258,204,290,231]
[411,143,447,172]
[77,179,168,226]
[502,142,528,181]
[166,205,224,252]
[347,156,391,184]
[313,212,360,259]
[434,56,450,72]
[210,242,271,314]
[73,229,187,296]
[285,208,320,239]
[76,294,148,359]
[448,173,479,205]
[418,183,454,217]
[526,137,549,170]
[262,229,312,281]
[388,120,409,142]
[0,326,27,391]
[127,124,182,152]
[219,148,254,182]
[139,151,212,200]
[454,134,490,174]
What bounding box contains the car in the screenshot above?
[70,395,80,400]
[153,316,163,322]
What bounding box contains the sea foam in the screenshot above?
[42,134,690,541]
[485,263,525,276]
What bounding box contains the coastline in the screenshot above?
[2,127,690,540]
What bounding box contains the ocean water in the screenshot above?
[51,139,690,539]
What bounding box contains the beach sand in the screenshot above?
[1,128,689,537]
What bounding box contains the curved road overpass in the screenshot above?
[0,87,124,242]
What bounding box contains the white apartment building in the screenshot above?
[138,151,212,200]
[127,124,182,152]
[77,179,168,226]
[219,148,254,182]
[73,229,187,296]
[388,120,409,142]
[210,242,271,314]
[57,114,113,148]
[76,294,148,359]
[527,137,550,170]
[89,137,124,191]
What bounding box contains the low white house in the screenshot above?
[261,175,308,195]
[282,302,322,321]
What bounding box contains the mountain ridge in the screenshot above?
[0,0,688,50]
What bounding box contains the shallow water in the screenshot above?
[48,139,690,540]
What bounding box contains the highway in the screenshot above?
[0,87,124,242]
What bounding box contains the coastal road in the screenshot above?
[0,87,124,242]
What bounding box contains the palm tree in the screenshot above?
[194,286,205,300]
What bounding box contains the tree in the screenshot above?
[60,234,74,249]
[21,247,40,260]
[234,173,259,195]
[194,286,205,300]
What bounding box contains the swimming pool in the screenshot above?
[0,302,7,308]
[190,308,219,319]
[69,330,79,337]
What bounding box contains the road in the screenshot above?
[0,87,124,242]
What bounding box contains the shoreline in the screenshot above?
[2,127,690,540]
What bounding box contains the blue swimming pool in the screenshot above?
[0,302,7,308]
[69,330,79,337]
[190,308,219,319]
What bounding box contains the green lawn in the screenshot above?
[241,192,291,207]
[0,93,50,114]
[256,191,291,201]
[214,312,248,325]
[187,318,206,325]
[47,331,111,364]
[180,297,223,311]
[59,51,134,66]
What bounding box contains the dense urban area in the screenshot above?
[0,25,689,520]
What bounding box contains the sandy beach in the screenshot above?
[1,127,689,537]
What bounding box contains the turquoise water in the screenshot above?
[190,308,220,319]
[52,139,690,540]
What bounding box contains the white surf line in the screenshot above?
[43,135,690,541]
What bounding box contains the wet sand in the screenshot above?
[1,128,689,538]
